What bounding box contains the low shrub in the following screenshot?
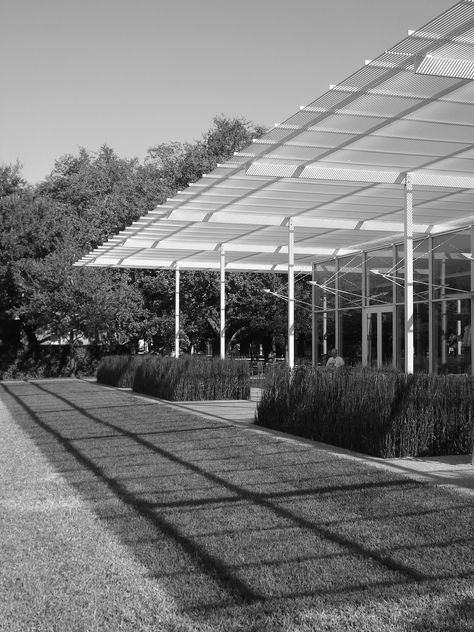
[96,355,141,388]
[256,365,474,458]
[0,345,102,380]
[132,355,250,400]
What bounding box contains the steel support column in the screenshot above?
[428,236,434,373]
[175,265,180,358]
[312,262,317,366]
[334,258,340,353]
[404,175,414,374]
[220,245,226,360]
[362,252,368,367]
[288,219,295,368]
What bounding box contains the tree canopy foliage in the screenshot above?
[0,116,311,358]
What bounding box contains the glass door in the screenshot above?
[364,306,394,368]
[433,297,471,374]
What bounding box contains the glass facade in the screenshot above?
[338,255,363,308]
[366,248,395,306]
[340,309,362,365]
[432,231,471,299]
[433,298,471,374]
[313,227,474,374]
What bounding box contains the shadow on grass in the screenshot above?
[413,596,474,631]
[1,380,474,624]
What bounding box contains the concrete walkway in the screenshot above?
[165,386,261,424]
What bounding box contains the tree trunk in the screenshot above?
[21,323,39,348]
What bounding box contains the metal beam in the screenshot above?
[247,163,404,183]
[163,210,432,234]
[246,163,474,190]
[118,237,357,257]
[410,173,474,189]
[405,174,414,374]
[74,257,313,272]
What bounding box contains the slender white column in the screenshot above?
[312,262,317,366]
[220,245,226,360]
[457,299,462,356]
[404,174,414,374]
[428,236,434,373]
[392,245,397,369]
[334,258,340,352]
[288,219,295,368]
[362,252,368,367]
[175,265,180,358]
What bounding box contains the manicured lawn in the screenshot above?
[1,380,473,631]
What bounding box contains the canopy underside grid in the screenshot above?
[75,1,474,272]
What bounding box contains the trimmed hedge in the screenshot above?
[256,365,474,458]
[96,355,141,388]
[96,354,250,400]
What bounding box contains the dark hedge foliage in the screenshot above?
[0,345,102,380]
[96,354,141,388]
[132,355,250,401]
[256,365,474,458]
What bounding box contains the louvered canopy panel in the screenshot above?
[75,1,474,272]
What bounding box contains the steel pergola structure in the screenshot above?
[75,0,474,372]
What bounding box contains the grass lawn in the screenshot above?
[0,379,473,631]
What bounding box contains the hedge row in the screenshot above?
[256,365,474,458]
[97,354,250,401]
[96,354,140,388]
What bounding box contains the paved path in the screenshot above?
[165,386,261,424]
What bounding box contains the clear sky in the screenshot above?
[0,0,453,184]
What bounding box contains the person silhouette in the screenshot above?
[326,348,344,369]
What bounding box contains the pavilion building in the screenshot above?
[76,0,474,375]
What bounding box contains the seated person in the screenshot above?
[326,348,344,369]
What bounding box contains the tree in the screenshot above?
[0,170,79,344]
[139,116,278,353]
[0,115,313,357]
[145,115,266,194]
[39,145,164,251]
[0,162,25,198]
[0,156,151,348]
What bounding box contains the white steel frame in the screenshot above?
[220,246,226,360]
[175,266,180,358]
[405,175,415,373]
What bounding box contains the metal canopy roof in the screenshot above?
[75,0,474,273]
